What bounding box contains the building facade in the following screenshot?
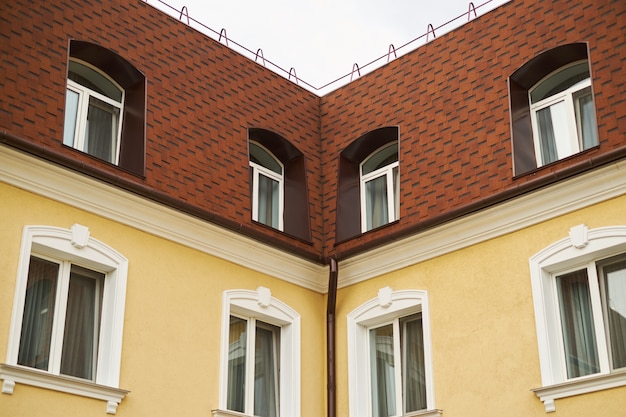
[1,0,625,416]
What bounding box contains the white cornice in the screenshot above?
[339,159,626,287]
[0,146,326,292]
[2,145,625,292]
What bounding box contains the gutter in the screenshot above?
[326,257,338,417]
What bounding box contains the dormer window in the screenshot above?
[529,61,598,167]
[360,143,399,232]
[250,141,284,231]
[63,59,124,164]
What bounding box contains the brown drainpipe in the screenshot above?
[327,257,338,417]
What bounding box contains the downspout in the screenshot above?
[327,257,338,417]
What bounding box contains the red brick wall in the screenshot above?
[1,0,625,262]
[0,0,324,260]
[321,0,626,257]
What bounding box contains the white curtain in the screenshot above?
[60,270,100,380]
[556,269,600,378]
[577,90,598,150]
[258,174,279,228]
[365,176,389,231]
[18,256,59,371]
[602,260,626,369]
[86,97,116,163]
[370,324,396,417]
[227,316,247,413]
[537,107,558,165]
[403,315,426,412]
[254,325,279,417]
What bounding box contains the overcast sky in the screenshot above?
[149,0,509,94]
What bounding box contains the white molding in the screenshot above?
[0,363,129,414]
[218,288,300,417]
[340,158,626,288]
[0,145,326,293]
[2,146,626,292]
[347,288,436,417]
[6,225,128,389]
[532,369,626,412]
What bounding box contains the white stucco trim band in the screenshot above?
[0,363,129,414]
[532,369,626,412]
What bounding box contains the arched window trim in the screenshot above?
[529,224,626,412]
[347,287,439,417]
[1,224,129,414]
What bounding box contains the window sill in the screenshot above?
[0,363,129,414]
[212,409,255,417]
[404,409,443,417]
[532,369,626,412]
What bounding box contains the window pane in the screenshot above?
[254,323,280,417]
[258,173,279,228]
[365,175,389,231]
[370,324,396,417]
[556,269,600,378]
[574,86,599,151]
[250,142,282,174]
[362,143,398,175]
[393,166,399,222]
[536,107,558,165]
[402,314,426,413]
[600,258,626,370]
[60,265,104,380]
[228,316,247,413]
[18,257,59,371]
[63,89,79,147]
[85,97,119,163]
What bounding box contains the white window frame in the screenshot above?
[530,224,626,412]
[1,224,129,414]
[360,144,399,233]
[249,142,284,231]
[63,60,124,165]
[214,287,300,417]
[529,62,595,167]
[347,287,440,417]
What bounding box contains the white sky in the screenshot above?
[149,0,509,94]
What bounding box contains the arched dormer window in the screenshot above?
[337,126,400,241]
[509,43,598,175]
[247,129,311,241]
[360,142,399,232]
[63,41,146,176]
[529,61,598,166]
[250,141,284,230]
[64,59,124,164]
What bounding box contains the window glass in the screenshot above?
[17,256,104,382]
[249,142,284,230]
[64,59,124,164]
[360,143,399,232]
[368,314,426,417]
[227,316,247,412]
[227,315,280,417]
[529,61,598,167]
[556,269,600,378]
[551,253,626,380]
[599,257,626,370]
[18,256,59,371]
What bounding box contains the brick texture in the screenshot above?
[1,0,624,262]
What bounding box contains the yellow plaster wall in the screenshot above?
[333,193,626,417]
[0,182,326,417]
